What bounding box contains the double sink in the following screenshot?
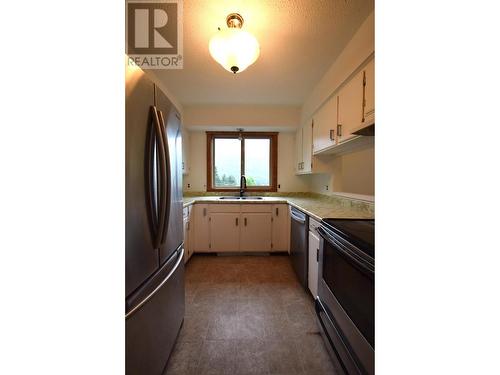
[218,196,264,200]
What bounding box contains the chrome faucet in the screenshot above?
[240,175,247,197]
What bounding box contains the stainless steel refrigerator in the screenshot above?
[125,60,185,375]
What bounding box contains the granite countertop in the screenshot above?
[183,192,374,221]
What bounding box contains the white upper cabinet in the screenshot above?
[295,120,327,174]
[313,95,338,153]
[181,127,189,175]
[362,58,375,125]
[302,120,313,173]
[338,69,364,144]
[310,57,375,155]
[295,126,303,173]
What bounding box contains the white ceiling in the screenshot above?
[155,0,374,106]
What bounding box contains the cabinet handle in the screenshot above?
[362,71,366,123]
[317,248,319,262]
[329,129,335,141]
[244,217,247,226]
[187,221,190,230]
[236,217,238,226]
[203,207,207,216]
[337,124,342,137]
[276,207,279,216]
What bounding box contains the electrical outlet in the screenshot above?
[325,185,329,191]
[187,183,191,188]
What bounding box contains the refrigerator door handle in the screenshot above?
[157,109,171,246]
[149,106,167,249]
[125,247,184,320]
[146,109,158,234]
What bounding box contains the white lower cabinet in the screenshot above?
[193,204,210,252]
[183,206,192,263]
[190,203,288,253]
[210,212,240,252]
[240,213,272,252]
[308,222,320,297]
[271,204,289,252]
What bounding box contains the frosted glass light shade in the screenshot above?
[209,28,260,74]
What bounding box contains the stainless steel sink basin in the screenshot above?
[218,196,263,200]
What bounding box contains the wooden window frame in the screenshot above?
[206,131,278,192]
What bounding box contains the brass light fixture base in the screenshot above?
[226,13,244,29]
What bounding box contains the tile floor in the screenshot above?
[165,254,338,375]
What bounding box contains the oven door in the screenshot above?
[316,226,374,375]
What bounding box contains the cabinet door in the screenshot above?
[338,70,364,143]
[302,121,313,173]
[240,213,272,252]
[308,230,320,297]
[271,204,289,252]
[181,127,189,175]
[193,204,210,252]
[210,213,240,252]
[295,127,303,173]
[313,95,338,153]
[363,59,375,123]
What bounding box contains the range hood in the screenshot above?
[353,122,375,136]
[352,110,375,136]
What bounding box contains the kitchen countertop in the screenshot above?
[183,192,374,221]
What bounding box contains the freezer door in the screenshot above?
[155,87,183,265]
[126,246,185,375]
[125,62,159,296]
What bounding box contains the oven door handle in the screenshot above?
[317,227,374,275]
[315,298,366,375]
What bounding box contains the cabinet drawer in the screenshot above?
[208,204,240,213]
[240,204,272,213]
[309,217,321,233]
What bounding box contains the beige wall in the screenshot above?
[298,11,375,197]
[301,12,374,123]
[183,131,309,193]
[307,148,375,196]
[145,69,184,115]
[183,104,300,132]
[183,131,207,191]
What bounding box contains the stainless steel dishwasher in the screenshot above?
[289,206,309,289]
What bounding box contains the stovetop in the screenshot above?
[321,218,375,258]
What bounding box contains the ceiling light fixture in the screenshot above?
[209,13,260,74]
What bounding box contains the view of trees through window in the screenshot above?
[213,137,271,188]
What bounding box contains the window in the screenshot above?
[207,132,278,192]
